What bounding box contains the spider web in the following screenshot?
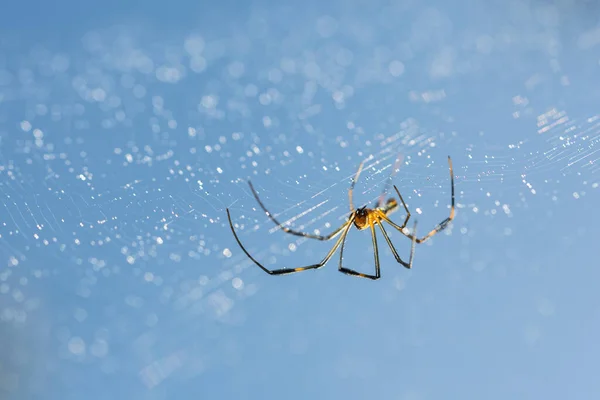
[1,2,599,398]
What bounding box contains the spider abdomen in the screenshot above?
[381,198,398,214]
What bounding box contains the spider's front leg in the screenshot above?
[247,180,348,241]
[338,220,381,280]
[226,209,354,276]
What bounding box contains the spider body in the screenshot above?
[226,156,455,280]
[353,199,397,231]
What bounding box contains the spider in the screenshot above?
[226,156,455,280]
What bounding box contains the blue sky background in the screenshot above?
[1,1,599,399]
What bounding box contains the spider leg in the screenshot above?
[376,219,417,269]
[227,208,354,275]
[248,181,348,241]
[348,160,365,212]
[379,156,455,244]
[391,185,411,228]
[375,153,403,208]
[339,219,381,280]
[404,156,455,243]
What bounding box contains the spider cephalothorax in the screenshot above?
[226,156,455,280]
[353,207,369,230]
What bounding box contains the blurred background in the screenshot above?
[1,0,599,399]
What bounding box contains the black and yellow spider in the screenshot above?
[226,156,455,280]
